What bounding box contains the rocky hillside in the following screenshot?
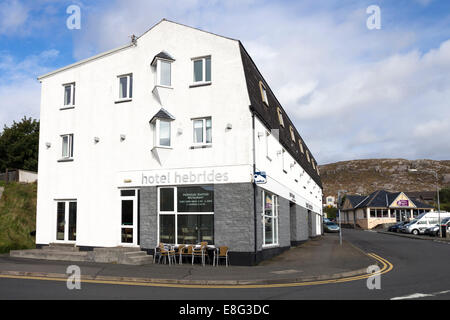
[318,159,450,198]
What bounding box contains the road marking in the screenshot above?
[0,252,393,289]
[391,289,450,300]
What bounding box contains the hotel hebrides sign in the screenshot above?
[397,200,409,207]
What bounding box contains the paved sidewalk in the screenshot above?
[0,234,377,285]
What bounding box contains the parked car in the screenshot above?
[388,221,407,233]
[403,211,450,235]
[324,221,340,233]
[424,224,440,236]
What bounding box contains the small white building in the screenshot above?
[35,19,323,265]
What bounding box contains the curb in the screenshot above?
[0,266,372,286]
[377,231,450,243]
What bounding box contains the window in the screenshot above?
[118,74,133,100]
[158,186,214,245]
[259,81,269,106]
[289,126,296,142]
[63,83,75,107]
[298,139,304,154]
[193,118,212,144]
[306,150,311,163]
[370,209,376,218]
[61,134,74,159]
[154,119,171,148]
[157,60,172,87]
[312,160,316,170]
[276,107,284,127]
[192,56,211,83]
[263,191,279,246]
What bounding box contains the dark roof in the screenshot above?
[151,51,175,66]
[238,42,322,188]
[346,195,367,207]
[405,191,436,201]
[149,108,175,123]
[343,190,435,210]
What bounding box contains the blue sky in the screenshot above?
[1,0,450,164]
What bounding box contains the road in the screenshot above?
[0,229,449,300]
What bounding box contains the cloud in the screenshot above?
[0,50,59,127]
[3,0,449,164]
[0,0,29,35]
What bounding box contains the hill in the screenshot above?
[318,159,450,198]
[0,181,37,253]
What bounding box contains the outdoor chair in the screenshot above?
[175,244,185,264]
[214,246,229,267]
[180,245,194,264]
[192,242,208,266]
[158,243,175,265]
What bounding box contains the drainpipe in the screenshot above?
[251,108,258,265]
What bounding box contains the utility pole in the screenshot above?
[337,189,347,246]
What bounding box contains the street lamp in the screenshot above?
[408,169,441,238]
[337,189,347,245]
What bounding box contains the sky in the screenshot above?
[0,0,449,165]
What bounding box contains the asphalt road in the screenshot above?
[0,229,449,300]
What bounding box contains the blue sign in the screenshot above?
[254,171,267,184]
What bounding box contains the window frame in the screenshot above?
[289,126,296,142]
[117,73,133,101]
[277,107,285,127]
[298,139,304,154]
[61,134,74,159]
[192,56,211,85]
[157,186,215,245]
[262,190,279,247]
[154,119,172,149]
[192,117,212,145]
[62,83,76,109]
[259,81,269,106]
[156,59,172,88]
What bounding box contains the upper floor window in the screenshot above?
[156,119,171,148]
[265,131,271,161]
[193,117,212,144]
[277,107,284,127]
[289,126,296,142]
[63,83,75,107]
[61,134,74,159]
[192,56,211,84]
[306,150,311,163]
[298,139,304,154]
[259,81,269,106]
[157,60,172,87]
[118,74,133,100]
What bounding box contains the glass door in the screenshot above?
[120,189,138,246]
[56,201,77,242]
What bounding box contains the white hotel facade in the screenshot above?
[36,20,323,265]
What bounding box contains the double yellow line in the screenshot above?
[0,253,393,289]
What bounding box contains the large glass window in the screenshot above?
[263,191,278,246]
[158,186,214,245]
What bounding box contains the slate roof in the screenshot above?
[151,51,175,66]
[149,108,175,123]
[343,190,434,210]
[238,42,322,188]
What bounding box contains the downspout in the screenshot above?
[251,108,258,265]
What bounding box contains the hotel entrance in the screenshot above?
[120,189,140,246]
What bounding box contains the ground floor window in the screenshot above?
[263,190,278,246]
[158,185,214,245]
[56,200,77,241]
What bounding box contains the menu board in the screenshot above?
[177,186,214,212]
